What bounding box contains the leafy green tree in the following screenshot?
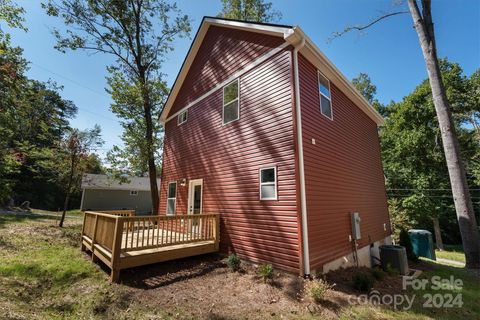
[105,71,166,177]
[381,61,479,248]
[0,0,27,38]
[218,0,281,23]
[0,0,27,204]
[332,0,480,269]
[58,126,103,227]
[43,0,191,214]
[351,73,388,117]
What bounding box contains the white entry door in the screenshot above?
[188,179,203,215]
[187,179,203,235]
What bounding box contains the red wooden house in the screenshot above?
[159,17,391,276]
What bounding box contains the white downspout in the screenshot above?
[292,38,310,275]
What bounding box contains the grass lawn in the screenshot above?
[0,210,478,320]
[337,259,479,320]
[435,245,466,263]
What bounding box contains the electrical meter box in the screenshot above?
[351,212,361,240]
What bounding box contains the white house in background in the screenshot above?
[80,174,160,215]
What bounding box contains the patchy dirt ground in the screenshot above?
[1,210,477,320]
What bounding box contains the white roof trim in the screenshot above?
[160,18,292,123]
[160,18,384,126]
[203,17,294,37]
[287,27,384,125]
[165,42,289,123]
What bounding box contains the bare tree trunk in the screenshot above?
[408,0,480,268]
[140,76,160,215]
[432,216,444,250]
[60,192,70,227]
[144,101,159,215]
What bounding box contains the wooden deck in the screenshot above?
[80,211,220,282]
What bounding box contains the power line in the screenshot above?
[30,62,119,122]
[76,107,119,122]
[387,194,480,199]
[387,188,480,191]
[31,62,109,98]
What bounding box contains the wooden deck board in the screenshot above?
[81,212,220,282]
[120,240,215,257]
[121,227,207,251]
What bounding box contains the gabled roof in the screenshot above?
[81,174,160,191]
[160,16,384,125]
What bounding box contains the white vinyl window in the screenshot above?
[166,182,177,215]
[318,72,333,119]
[259,167,277,200]
[223,79,239,124]
[129,190,138,196]
[178,110,188,125]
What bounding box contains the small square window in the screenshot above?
[318,72,333,120]
[260,167,277,200]
[178,110,187,125]
[223,79,239,124]
[130,190,138,196]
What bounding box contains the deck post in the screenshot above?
[214,214,220,250]
[91,214,99,260]
[80,211,87,252]
[110,216,124,283]
[110,269,120,282]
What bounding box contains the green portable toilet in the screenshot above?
[408,229,436,260]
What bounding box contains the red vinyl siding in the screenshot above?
[169,26,285,116]
[160,44,300,272]
[298,54,391,272]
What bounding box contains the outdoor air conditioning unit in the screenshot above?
[379,245,409,275]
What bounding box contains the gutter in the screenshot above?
[286,30,310,275]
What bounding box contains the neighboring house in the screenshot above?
[80,174,159,215]
[158,17,391,276]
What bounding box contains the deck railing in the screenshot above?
[94,209,136,217]
[81,211,220,281]
[119,214,218,252]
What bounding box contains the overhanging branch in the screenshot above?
[328,11,409,43]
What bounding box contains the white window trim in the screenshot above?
[318,71,333,120]
[222,78,240,125]
[259,166,277,200]
[166,181,177,215]
[177,110,188,125]
[129,190,138,196]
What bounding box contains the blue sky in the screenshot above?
[7,0,480,158]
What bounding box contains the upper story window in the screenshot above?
[259,167,277,200]
[167,182,177,215]
[223,79,239,124]
[178,110,188,125]
[318,72,333,120]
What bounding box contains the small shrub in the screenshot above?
[305,278,335,303]
[227,254,241,271]
[370,267,385,281]
[385,263,399,276]
[258,264,274,282]
[352,271,375,292]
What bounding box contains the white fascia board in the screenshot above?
[204,17,294,37]
[159,19,293,123]
[292,27,384,126]
[160,22,211,123]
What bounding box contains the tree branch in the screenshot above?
[328,11,409,43]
